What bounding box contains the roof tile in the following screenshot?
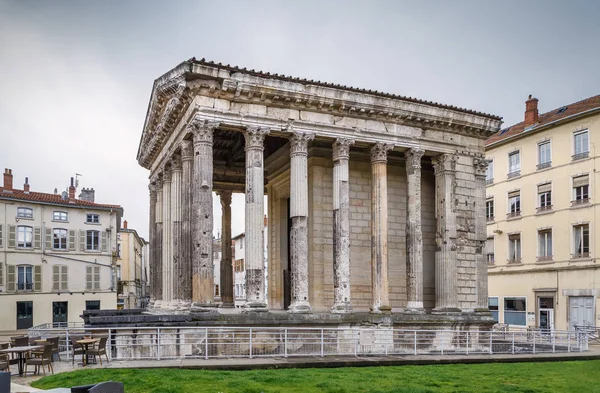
[0,187,122,210]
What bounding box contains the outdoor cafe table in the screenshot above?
[76,338,98,366]
[0,345,42,376]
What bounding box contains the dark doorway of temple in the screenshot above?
[284,197,292,310]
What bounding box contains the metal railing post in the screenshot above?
[413,331,417,355]
[354,330,358,357]
[205,327,209,360]
[466,332,469,355]
[568,332,571,352]
[511,332,515,355]
[249,328,253,359]
[489,331,493,355]
[532,332,536,354]
[320,329,324,357]
[284,328,288,358]
[157,328,161,360]
[108,330,112,361]
[66,328,70,362]
[440,331,444,355]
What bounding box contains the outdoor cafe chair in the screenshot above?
[25,342,54,376]
[88,336,109,365]
[47,336,61,361]
[13,336,29,347]
[70,336,85,365]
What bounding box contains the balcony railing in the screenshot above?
[571,198,590,207]
[536,162,552,170]
[486,215,495,222]
[537,255,553,262]
[507,211,521,219]
[508,258,522,264]
[571,252,590,259]
[486,178,494,185]
[507,171,521,179]
[536,205,553,213]
[572,152,589,161]
[486,255,495,265]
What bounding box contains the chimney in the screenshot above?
[24,177,30,194]
[3,169,13,192]
[123,220,128,229]
[524,94,539,128]
[68,177,76,199]
[78,187,95,203]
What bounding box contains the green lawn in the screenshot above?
[31,360,600,393]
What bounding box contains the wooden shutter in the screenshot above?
[80,230,86,251]
[34,265,42,292]
[573,175,589,187]
[538,183,551,193]
[101,232,108,252]
[61,265,68,290]
[86,266,92,290]
[7,265,15,292]
[45,227,52,250]
[33,227,42,249]
[8,225,16,248]
[69,230,76,251]
[52,265,60,291]
[93,266,100,289]
[0,224,3,248]
[508,190,520,198]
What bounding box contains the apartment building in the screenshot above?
[0,169,122,330]
[486,95,600,331]
[116,220,148,309]
[232,216,268,308]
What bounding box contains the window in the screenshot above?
[488,297,499,321]
[86,214,100,224]
[17,226,33,248]
[53,211,68,221]
[572,175,589,206]
[17,265,33,291]
[85,300,101,310]
[17,207,33,219]
[507,191,521,218]
[215,284,220,296]
[573,130,589,160]
[86,230,100,251]
[537,141,551,169]
[86,265,101,290]
[240,237,244,249]
[508,151,520,178]
[573,224,589,258]
[508,234,521,263]
[537,183,552,212]
[486,237,495,265]
[486,199,494,221]
[117,244,122,258]
[52,265,68,291]
[53,229,68,250]
[538,229,552,261]
[486,160,494,185]
[504,297,526,326]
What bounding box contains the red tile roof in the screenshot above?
[486,94,600,146]
[0,187,122,210]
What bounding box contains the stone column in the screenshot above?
[370,143,393,314]
[474,158,490,311]
[179,139,194,309]
[331,138,354,314]
[218,191,234,307]
[243,126,270,310]
[162,165,172,305]
[288,131,314,314]
[154,175,164,307]
[148,182,157,307]
[405,148,425,313]
[190,120,218,307]
[170,154,182,309]
[432,153,460,312]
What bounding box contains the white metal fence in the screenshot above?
[27,325,588,362]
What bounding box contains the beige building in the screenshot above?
[486,94,600,330]
[116,220,148,309]
[0,169,122,330]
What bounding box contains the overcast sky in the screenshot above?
[1,0,599,239]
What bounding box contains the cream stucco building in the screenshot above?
[116,220,148,309]
[0,169,122,330]
[486,94,600,331]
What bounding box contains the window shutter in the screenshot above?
[508,190,520,198]
[69,230,76,251]
[101,232,108,252]
[0,224,3,248]
[53,265,60,291]
[45,227,52,250]
[0,262,3,286]
[94,266,100,290]
[486,238,494,254]
[8,225,16,248]
[33,227,42,249]
[573,175,589,187]
[61,265,68,290]
[80,230,86,251]
[34,265,42,292]
[538,183,551,193]
[7,265,15,292]
[86,266,92,290]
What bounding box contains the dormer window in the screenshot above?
[17,207,33,219]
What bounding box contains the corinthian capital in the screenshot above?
[332,138,355,161]
[432,153,458,174]
[244,126,270,150]
[162,164,172,182]
[180,139,194,160]
[170,153,182,171]
[473,157,490,177]
[188,119,218,145]
[370,143,393,163]
[405,148,425,169]
[149,182,157,199]
[155,174,164,189]
[289,132,314,156]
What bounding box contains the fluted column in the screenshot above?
[179,139,194,309]
[474,158,490,311]
[331,138,354,313]
[170,154,182,309]
[154,175,164,307]
[288,131,314,314]
[405,148,425,313]
[432,153,460,312]
[244,126,270,310]
[218,191,234,307]
[148,182,157,307]
[190,120,218,307]
[162,165,173,304]
[370,143,393,314]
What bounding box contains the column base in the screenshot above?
[190,302,219,313]
[153,300,163,309]
[474,308,493,314]
[432,307,462,315]
[288,301,313,314]
[242,302,268,312]
[370,305,392,314]
[330,302,353,314]
[177,301,192,312]
[220,302,235,308]
[404,307,426,315]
